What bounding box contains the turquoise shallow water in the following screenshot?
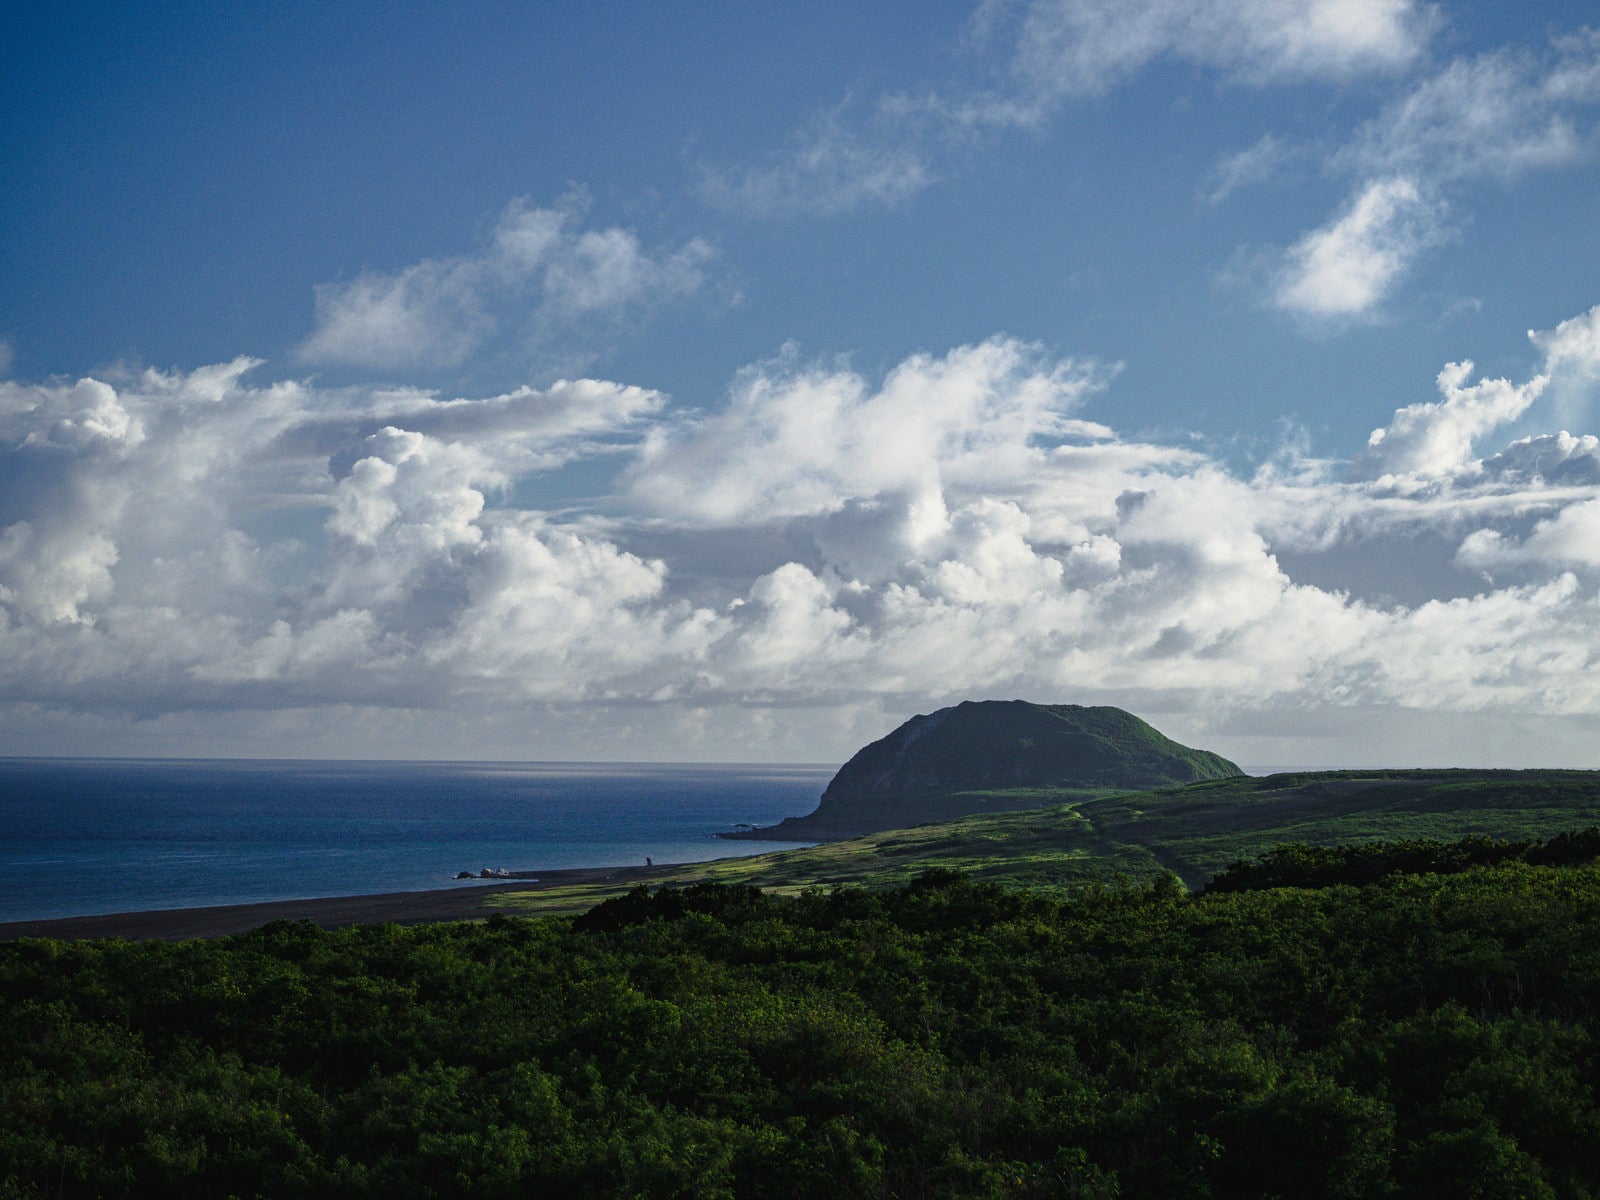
[0,758,828,923]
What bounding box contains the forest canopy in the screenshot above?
[5,833,1600,1198]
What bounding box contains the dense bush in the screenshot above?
[5,833,1600,1197]
[1206,825,1600,891]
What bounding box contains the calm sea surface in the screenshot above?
[0,758,829,923]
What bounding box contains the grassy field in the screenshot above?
[487,768,1600,916]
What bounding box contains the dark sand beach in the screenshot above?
[0,863,670,942]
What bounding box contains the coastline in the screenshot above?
[0,862,673,942]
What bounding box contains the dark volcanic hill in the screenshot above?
[733,699,1244,840]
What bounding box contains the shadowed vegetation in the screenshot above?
[7,832,1600,1196]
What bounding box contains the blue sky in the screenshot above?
[3,0,1600,767]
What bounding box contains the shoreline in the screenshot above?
[0,862,675,942]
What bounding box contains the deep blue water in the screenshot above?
[0,758,829,923]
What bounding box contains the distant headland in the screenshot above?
[725,699,1243,840]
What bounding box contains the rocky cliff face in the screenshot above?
[734,700,1243,840]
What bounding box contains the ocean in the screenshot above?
[0,758,830,924]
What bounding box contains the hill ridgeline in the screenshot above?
[732,699,1244,840]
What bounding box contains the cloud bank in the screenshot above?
[7,304,1600,762]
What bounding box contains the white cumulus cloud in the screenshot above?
[298,196,717,371]
[626,337,1113,525]
[1532,303,1600,379]
[1272,177,1446,321]
[1358,359,1548,479]
[1005,0,1429,104]
[1242,31,1600,325]
[1340,34,1600,184]
[1458,499,1600,572]
[703,0,1431,217]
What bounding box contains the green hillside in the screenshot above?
[733,699,1243,839]
[495,768,1600,916]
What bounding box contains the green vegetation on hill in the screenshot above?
[8,839,1600,1197]
[740,700,1243,839]
[495,768,1600,916]
[1085,768,1600,887]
